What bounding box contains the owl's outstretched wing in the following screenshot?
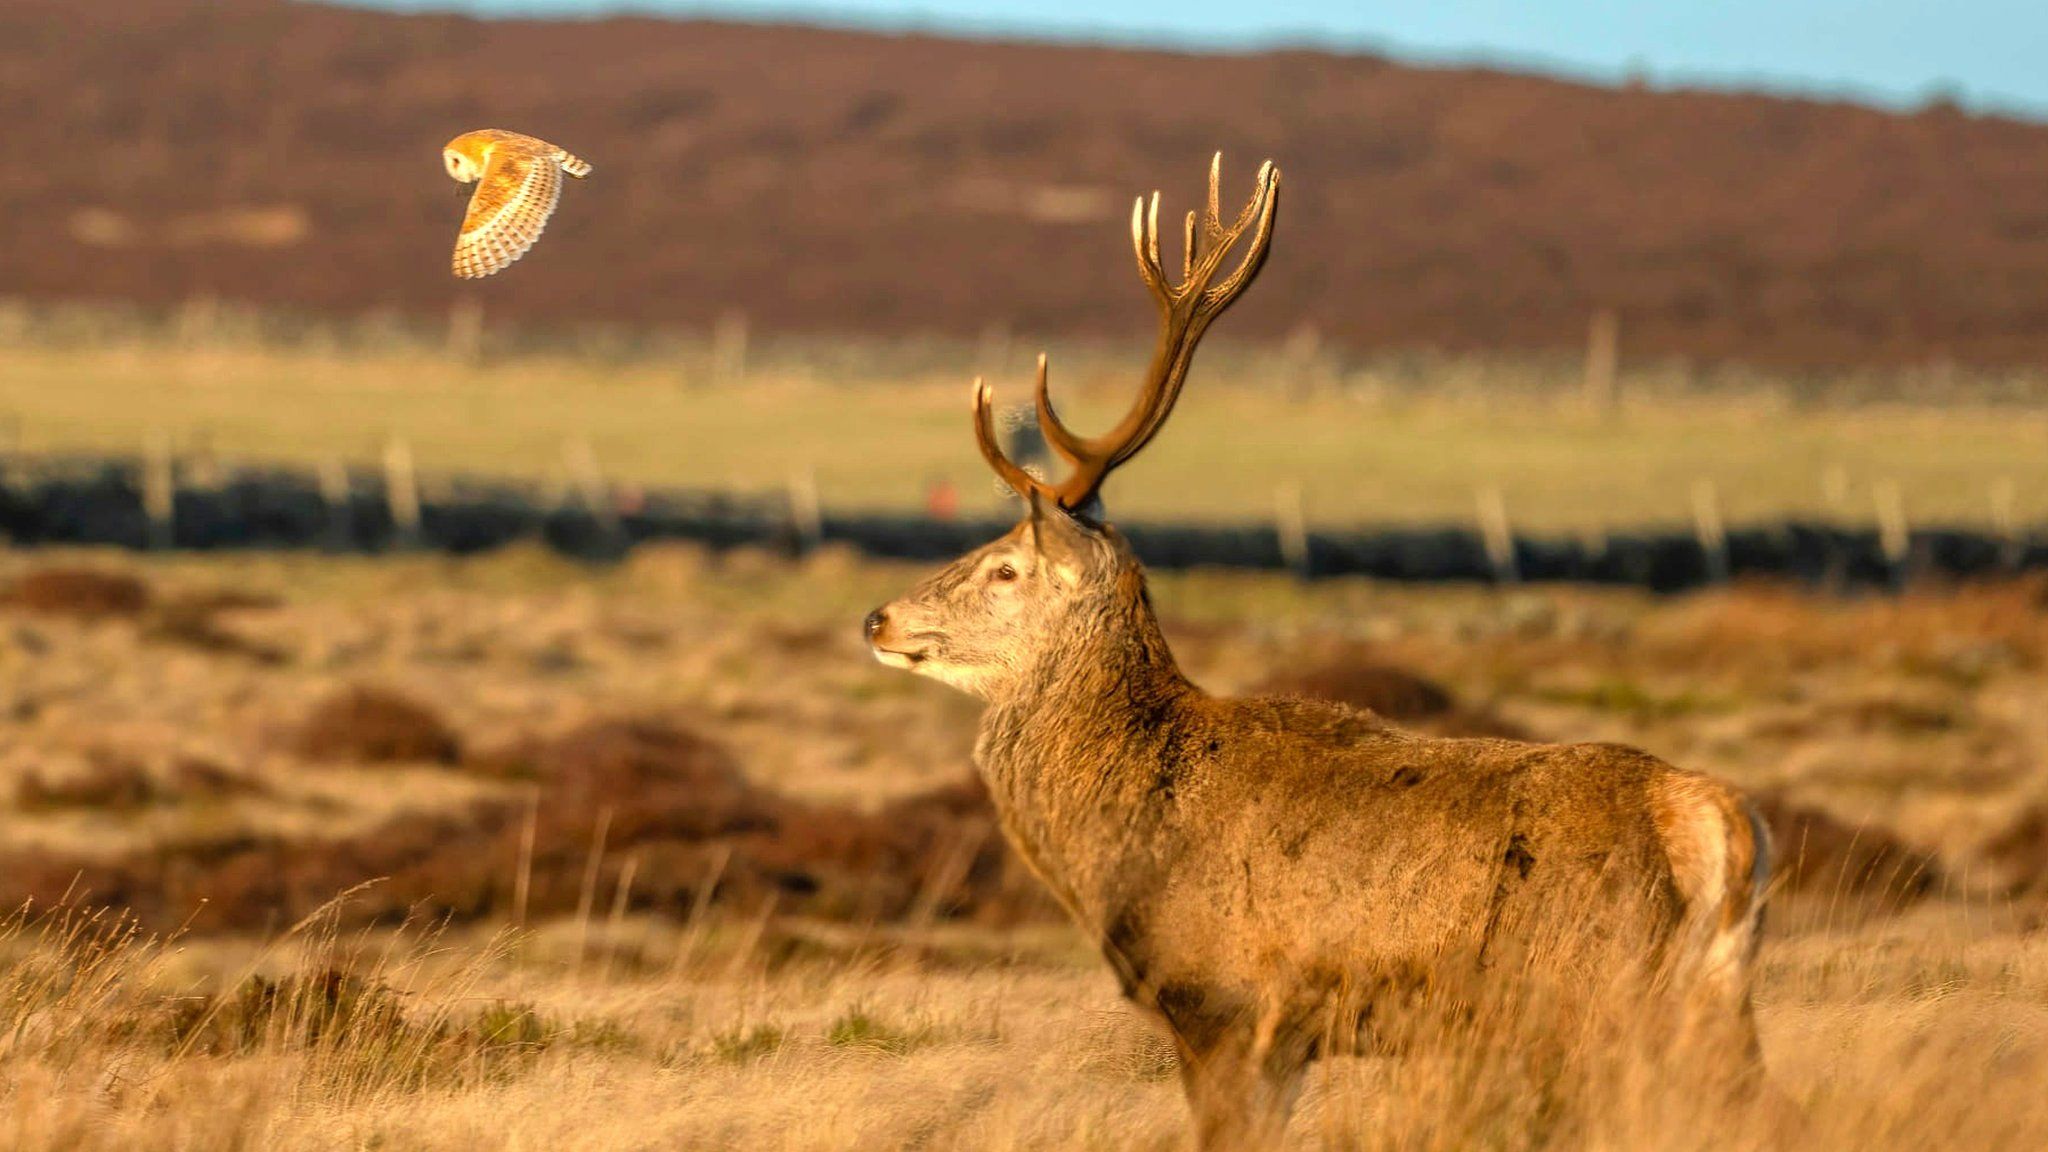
[452,146,563,279]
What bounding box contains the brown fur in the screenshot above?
[870,510,1773,1149]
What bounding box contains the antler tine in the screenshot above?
[1179,152,1228,282]
[1029,353,1082,469]
[973,376,1056,504]
[1202,151,1225,243]
[1198,161,1279,308]
[981,157,1280,514]
[1132,192,1167,297]
[1103,157,1279,467]
[1030,357,1127,507]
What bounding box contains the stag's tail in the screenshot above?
[1650,771,1793,1120]
[1651,773,1772,1005]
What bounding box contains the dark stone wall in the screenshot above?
[2,456,2039,593]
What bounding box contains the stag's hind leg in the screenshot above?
[1650,774,1773,1075]
[1172,1013,1309,1152]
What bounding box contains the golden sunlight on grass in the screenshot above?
[4,894,2046,1150]
[2,548,2045,1149]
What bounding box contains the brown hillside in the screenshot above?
[4,0,2048,365]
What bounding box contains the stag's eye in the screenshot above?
[993,563,1018,582]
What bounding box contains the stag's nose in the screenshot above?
[863,608,887,642]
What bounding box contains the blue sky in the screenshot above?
[357,0,2046,116]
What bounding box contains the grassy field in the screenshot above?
[2,341,2045,531]
[3,329,2046,1149]
[1,545,2046,1148]
[8,898,2046,1151]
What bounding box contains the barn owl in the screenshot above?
[442,129,592,279]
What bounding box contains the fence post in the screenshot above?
[1874,479,1910,588]
[1477,486,1519,584]
[787,467,823,555]
[1991,478,2020,570]
[1816,463,1854,591]
[383,437,422,549]
[1691,478,1729,585]
[0,417,12,516]
[1579,525,1609,574]
[1274,481,1310,579]
[564,437,619,537]
[1583,308,1619,413]
[184,429,223,491]
[143,431,177,550]
[0,419,25,518]
[317,457,353,550]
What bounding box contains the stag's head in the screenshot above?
[867,155,1280,699]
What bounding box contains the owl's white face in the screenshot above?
[444,148,484,183]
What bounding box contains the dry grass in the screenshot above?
[3,893,2046,1151]
[1,545,2044,1147]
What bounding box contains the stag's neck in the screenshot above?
[974,572,1197,929]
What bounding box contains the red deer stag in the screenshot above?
[865,156,1773,1149]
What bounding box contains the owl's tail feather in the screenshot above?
[560,153,593,179]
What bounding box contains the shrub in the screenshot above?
[1268,659,1454,718]
[146,593,288,664]
[825,1005,933,1055]
[1983,803,2048,897]
[706,1023,786,1065]
[128,969,559,1096]
[290,686,461,764]
[1753,791,1942,907]
[169,756,269,800]
[2,567,150,618]
[153,968,408,1057]
[15,753,159,812]
[1258,651,1529,739]
[14,753,266,812]
[0,717,1048,935]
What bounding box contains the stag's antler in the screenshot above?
[975,154,1280,513]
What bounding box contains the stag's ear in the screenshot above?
[1034,500,1106,584]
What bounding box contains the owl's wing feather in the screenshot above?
[453,147,563,279]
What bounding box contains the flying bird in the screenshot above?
[441,129,591,279]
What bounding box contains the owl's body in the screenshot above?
[442,129,591,279]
